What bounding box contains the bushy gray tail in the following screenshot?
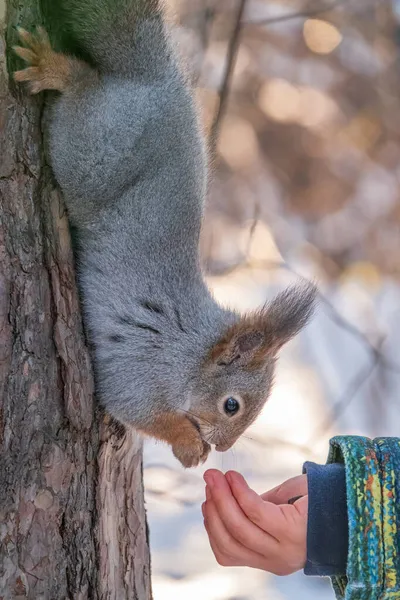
[48,0,169,75]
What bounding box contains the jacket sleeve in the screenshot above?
[326,436,400,600]
[302,461,348,576]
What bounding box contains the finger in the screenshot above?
[292,494,308,519]
[226,471,285,539]
[204,499,248,566]
[261,475,308,504]
[205,519,237,567]
[204,468,224,481]
[204,470,278,555]
[204,499,269,570]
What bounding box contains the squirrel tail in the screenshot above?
[47,0,169,75]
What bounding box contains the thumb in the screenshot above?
[262,475,308,505]
[293,494,308,519]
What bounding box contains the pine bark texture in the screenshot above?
[0,3,151,599]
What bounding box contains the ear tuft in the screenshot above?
[208,281,317,368]
[265,281,317,352]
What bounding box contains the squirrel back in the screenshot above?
[13,1,317,468]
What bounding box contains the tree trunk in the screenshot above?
[0,3,151,599]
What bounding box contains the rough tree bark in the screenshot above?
[0,2,152,599]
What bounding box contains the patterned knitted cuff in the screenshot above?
[327,436,384,600]
[375,437,400,597]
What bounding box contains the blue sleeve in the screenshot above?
[302,462,348,577]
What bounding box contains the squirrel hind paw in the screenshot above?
[13,26,71,94]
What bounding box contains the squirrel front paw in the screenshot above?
[173,438,211,468]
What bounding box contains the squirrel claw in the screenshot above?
[200,440,211,464]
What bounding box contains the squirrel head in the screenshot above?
[187,283,317,452]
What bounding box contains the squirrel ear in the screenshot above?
[209,328,265,367]
[209,282,317,368]
[262,282,317,354]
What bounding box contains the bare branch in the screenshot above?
[309,354,380,443]
[207,0,383,149]
[206,256,400,375]
[209,0,247,152]
[186,2,218,85]
[244,202,261,257]
[208,0,346,151]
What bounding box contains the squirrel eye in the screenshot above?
[224,397,239,416]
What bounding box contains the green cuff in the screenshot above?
[375,438,400,597]
[326,436,400,600]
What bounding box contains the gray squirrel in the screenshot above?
[13,0,316,468]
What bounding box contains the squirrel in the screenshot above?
[13,0,316,468]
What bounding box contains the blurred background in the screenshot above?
[143,0,400,598]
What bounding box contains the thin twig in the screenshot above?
[207,0,384,150]
[308,355,380,444]
[244,202,261,257]
[317,294,400,374]
[193,4,218,85]
[208,256,400,374]
[210,0,247,153]
[210,0,345,145]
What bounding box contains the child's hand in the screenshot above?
[202,470,308,576]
